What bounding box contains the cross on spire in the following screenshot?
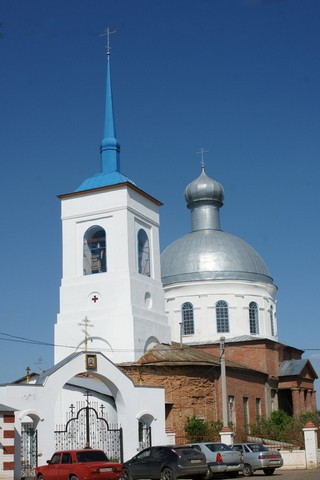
[100,27,117,58]
[196,147,208,172]
[78,316,94,352]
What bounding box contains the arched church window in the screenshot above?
[270,305,275,337]
[181,302,195,335]
[138,229,150,276]
[216,300,229,333]
[249,302,259,334]
[83,226,106,275]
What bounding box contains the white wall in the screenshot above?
[0,351,168,478]
[55,185,171,365]
[165,279,278,344]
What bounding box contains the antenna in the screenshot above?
[196,147,208,171]
[100,27,118,58]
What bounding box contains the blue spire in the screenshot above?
[75,34,134,193]
[100,51,120,173]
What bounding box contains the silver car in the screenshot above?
[188,442,243,478]
[231,443,283,476]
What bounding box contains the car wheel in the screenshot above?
[70,476,78,480]
[263,468,275,476]
[242,464,254,477]
[122,468,133,480]
[161,467,176,480]
[37,476,44,480]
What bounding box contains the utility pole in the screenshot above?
[220,336,228,427]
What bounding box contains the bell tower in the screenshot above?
[54,33,170,363]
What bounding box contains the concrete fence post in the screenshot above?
[219,426,234,445]
[303,421,318,469]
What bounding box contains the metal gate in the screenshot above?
[138,421,151,450]
[21,423,38,478]
[55,402,123,462]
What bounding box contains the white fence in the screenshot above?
[219,422,320,471]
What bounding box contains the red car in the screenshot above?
[34,449,122,480]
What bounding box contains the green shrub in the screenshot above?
[184,416,223,442]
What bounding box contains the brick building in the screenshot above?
[120,339,317,436]
[120,342,269,435]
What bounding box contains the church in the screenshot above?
[0,41,317,480]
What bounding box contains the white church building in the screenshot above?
[0,40,316,480]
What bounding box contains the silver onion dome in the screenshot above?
[185,168,224,206]
[161,166,273,287]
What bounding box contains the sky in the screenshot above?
[0,0,320,397]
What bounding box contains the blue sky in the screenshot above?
[1,0,320,397]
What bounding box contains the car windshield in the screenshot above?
[76,451,109,462]
[247,444,269,452]
[205,443,232,452]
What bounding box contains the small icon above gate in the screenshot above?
[86,354,97,369]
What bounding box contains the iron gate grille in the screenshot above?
[139,422,151,450]
[21,423,38,478]
[55,403,123,462]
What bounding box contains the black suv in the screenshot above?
[122,445,208,480]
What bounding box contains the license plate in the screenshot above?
[191,459,201,464]
[100,467,113,472]
[269,461,280,465]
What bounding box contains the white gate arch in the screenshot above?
[0,350,167,478]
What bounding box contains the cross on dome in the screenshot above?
[196,147,208,172]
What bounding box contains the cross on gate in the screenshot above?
[78,316,94,352]
[92,295,99,303]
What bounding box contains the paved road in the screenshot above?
[254,471,319,479]
[264,470,317,479]
[215,471,319,480]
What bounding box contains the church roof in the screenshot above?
[35,352,82,384]
[0,403,16,412]
[279,359,318,379]
[161,229,273,286]
[123,342,263,374]
[161,166,275,287]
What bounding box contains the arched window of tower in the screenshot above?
[137,229,150,277]
[83,226,107,275]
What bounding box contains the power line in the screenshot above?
[0,331,319,355]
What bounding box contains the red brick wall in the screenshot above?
[194,340,303,378]
[0,411,15,480]
[120,364,267,433]
[120,365,217,432]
